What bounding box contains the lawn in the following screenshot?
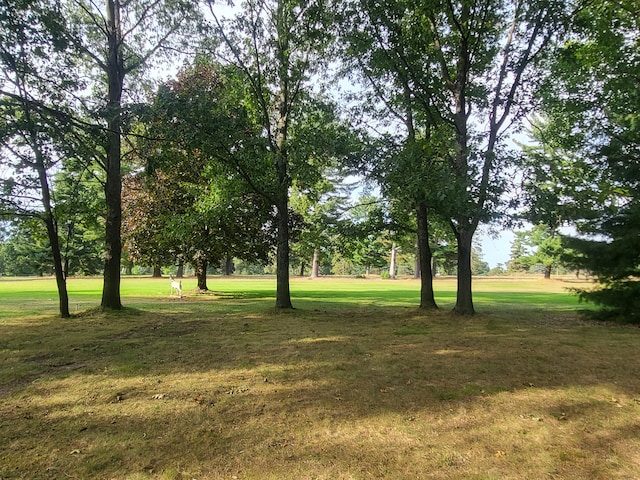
[1,275,639,479]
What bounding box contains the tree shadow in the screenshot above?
[1,302,639,478]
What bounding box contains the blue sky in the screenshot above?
[479,230,515,268]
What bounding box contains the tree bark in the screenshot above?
[275,194,293,308]
[311,249,320,278]
[63,257,70,280]
[195,256,208,291]
[152,266,162,278]
[221,256,234,275]
[414,240,421,279]
[389,242,397,279]
[176,261,184,278]
[101,0,124,310]
[417,203,437,309]
[273,0,294,309]
[453,226,475,315]
[45,215,70,318]
[544,265,552,279]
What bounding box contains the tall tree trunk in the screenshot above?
[21,80,69,317]
[273,0,294,309]
[417,203,437,309]
[44,215,70,318]
[454,226,475,315]
[389,242,397,279]
[299,262,305,277]
[275,193,292,308]
[544,265,552,279]
[311,249,320,278]
[152,266,162,278]
[35,164,69,317]
[195,255,208,291]
[101,0,124,310]
[414,240,421,279]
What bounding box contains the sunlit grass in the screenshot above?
[0,274,586,313]
[1,275,637,479]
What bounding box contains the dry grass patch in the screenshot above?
[1,288,639,479]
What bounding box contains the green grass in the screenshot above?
[0,274,587,313]
[1,275,638,480]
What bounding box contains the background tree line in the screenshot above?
[1,0,638,320]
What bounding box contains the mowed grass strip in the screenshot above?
[1,276,639,479]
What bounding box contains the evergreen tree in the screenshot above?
[527,0,640,319]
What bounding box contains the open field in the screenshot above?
[1,276,639,479]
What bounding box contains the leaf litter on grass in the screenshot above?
[1,277,639,479]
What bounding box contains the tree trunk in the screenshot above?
[414,240,421,279]
[221,256,234,275]
[454,227,475,315]
[176,261,184,278]
[63,256,70,280]
[417,203,437,309]
[389,242,397,279]
[46,216,70,318]
[37,171,69,317]
[544,265,552,279]
[101,0,124,310]
[195,256,208,291]
[311,249,320,278]
[23,88,69,317]
[152,266,162,278]
[272,2,294,309]
[275,194,293,308]
[431,256,437,278]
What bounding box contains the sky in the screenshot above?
[479,229,515,269]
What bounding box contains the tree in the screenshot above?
[341,0,568,314]
[0,219,53,276]
[0,0,82,317]
[529,0,640,319]
[0,223,7,274]
[425,0,570,314]
[508,224,564,278]
[336,197,391,276]
[340,0,459,308]
[65,0,200,309]
[208,0,336,308]
[507,232,529,273]
[53,159,105,277]
[471,246,490,276]
[287,101,358,279]
[529,226,563,279]
[125,61,278,290]
[289,180,345,278]
[122,172,186,274]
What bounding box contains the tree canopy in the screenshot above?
[526,0,640,320]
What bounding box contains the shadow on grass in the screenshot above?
[1,297,638,479]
